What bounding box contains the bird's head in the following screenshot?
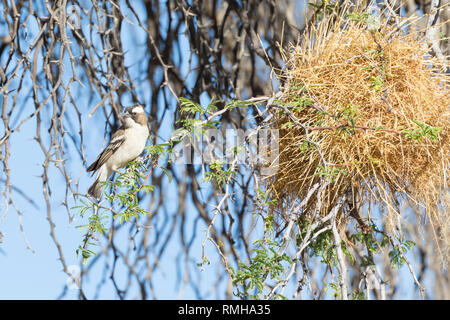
[123,105,148,126]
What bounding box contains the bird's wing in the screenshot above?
[86,128,126,172]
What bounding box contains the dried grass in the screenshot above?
[267,4,449,256]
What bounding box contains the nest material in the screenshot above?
[267,10,449,249]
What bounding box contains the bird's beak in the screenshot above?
[118,112,130,125]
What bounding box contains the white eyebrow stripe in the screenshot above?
[132,106,144,113]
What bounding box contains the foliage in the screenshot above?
[232,238,292,299]
[72,157,156,263]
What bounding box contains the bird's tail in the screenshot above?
[88,166,109,200]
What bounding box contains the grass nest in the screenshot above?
[267,6,449,254]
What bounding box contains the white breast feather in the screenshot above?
[106,122,148,171]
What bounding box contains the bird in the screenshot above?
[87,105,149,199]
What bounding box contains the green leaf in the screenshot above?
[160,167,172,183]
